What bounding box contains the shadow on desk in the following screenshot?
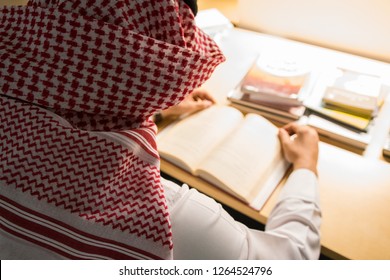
[161,171,331,260]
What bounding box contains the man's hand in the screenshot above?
[160,88,215,119]
[278,123,319,176]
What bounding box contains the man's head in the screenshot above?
[183,0,198,15]
[1,0,224,130]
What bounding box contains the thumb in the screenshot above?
[278,128,291,145]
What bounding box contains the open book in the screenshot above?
[157,106,290,210]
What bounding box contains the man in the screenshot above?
[0,0,320,259]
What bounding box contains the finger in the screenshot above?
[205,95,216,104]
[282,122,300,135]
[278,128,292,145]
[192,89,216,103]
[183,100,212,115]
[295,126,319,140]
[195,99,213,110]
[197,94,216,103]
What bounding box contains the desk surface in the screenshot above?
[161,27,390,260]
[161,142,390,260]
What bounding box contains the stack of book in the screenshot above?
[304,67,386,152]
[384,131,390,161]
[228,54,312,124]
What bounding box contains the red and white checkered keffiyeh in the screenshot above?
[0,0,224,259]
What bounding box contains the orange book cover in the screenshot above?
[240,55,310,106]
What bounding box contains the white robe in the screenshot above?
[1,169,321,260]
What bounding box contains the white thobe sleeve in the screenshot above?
[163,169,321,260]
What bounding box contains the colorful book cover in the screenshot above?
[306,105,371,132]
[240,55,310,106]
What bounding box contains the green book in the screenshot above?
[306,105,371,132]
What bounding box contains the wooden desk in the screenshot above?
[0,0,28,5]
[161,27,390,260]
[161,143,390,260]
[0,0,239,16]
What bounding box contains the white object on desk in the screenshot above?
[195,8,233,39]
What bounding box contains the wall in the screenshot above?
[237,0,390,62]
[0,0,27,5]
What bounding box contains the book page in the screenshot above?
[157,106,243,173]
[195,113,285,202]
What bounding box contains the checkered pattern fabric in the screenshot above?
[0,0,224,259]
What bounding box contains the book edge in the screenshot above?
[249,159,290,211]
